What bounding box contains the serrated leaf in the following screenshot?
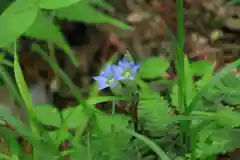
[216,108,240,127]
[55,1,131,30]
[139,89,169,131]
[139,57,169,79]
[0,0,38,47]
[217,73,240,105]
[196,127,237,158]
[24,12,77,64]
[35,104,61,127]
[38,0,82,9]
[188,58,240,113]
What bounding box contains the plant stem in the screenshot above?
[176,0,193,157]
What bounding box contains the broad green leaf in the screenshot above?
[0,0,11,14]
[25,12,77,65]
[196,62,215,89]
[0,153,10,160]
[0,0,38,47]
[139,57,169,79]
[55,1,131,30]
[61,105,89,129]
[38,0,82,9]
[35,104,61,127]
[48,130,70,142]
[93,114,130,135]
[190,60,214,76]
[70,144,88,160]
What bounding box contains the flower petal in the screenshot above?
[111,80,118,88]
[118,57,130,67]
[100,64,114,77]
[99,83,110,90]
[132,65,140,75]
[93,76,109,90]
[112,65,124,80]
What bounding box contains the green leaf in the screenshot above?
[189,58,240,112]
[122,128,171,160]
[90,0,114,11]
[0,153,10,160]
[35,104,61,127]
[196,125,238,158]
[212,73,240,105]
[183,56,196,105]
[216,108,240,128]
[93,114,130,135]
[139,57,169,79]
[55,1,131,30]
[86,96,125,105]
[48,130,70,142]
[195,62,215,89]
[14,51,34,116]
[139,89,169,131]
[0,0,11,14]
[9,136,20,159]
[25,12,77,65]
[190,60,214,76]
[0,106,31,137]
[172,56,196,107]
[227,0,240,5]
[38,0,82,9]
[61,105,89,129]
[0,0,38,47]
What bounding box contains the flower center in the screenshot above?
[123,71,131,78]
[107,78,115,85]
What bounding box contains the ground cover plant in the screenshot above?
[0,0,240,160]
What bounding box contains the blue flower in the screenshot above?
[117,56,139,80]
[93,64,121,90]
